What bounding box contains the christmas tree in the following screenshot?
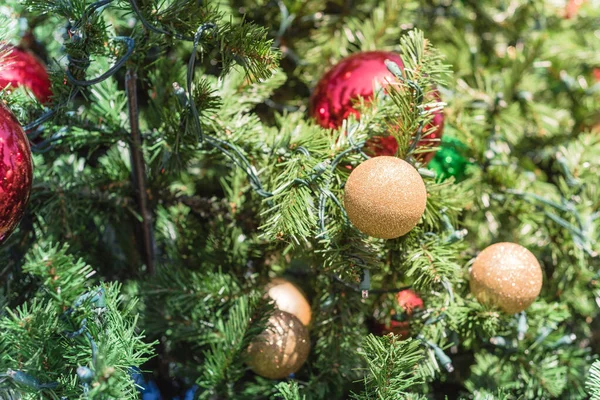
[0,0,599,398]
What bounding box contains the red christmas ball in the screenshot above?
[309,51,443,163]
[564,0,586,19]
[395,289,424,312]
[375,289,424,338]
[0,44,52,104]
[0,103,33,243]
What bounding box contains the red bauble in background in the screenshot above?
[0,103,33,243]
[0,44,52,104]
[363,95,444,163]
[564,0,586,19]
[396,289,424,312]
[309,51,444,163]
[374,289,424,338]
[310,51,402,129]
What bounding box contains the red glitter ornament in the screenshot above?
[0,103,33,243]
[0,44,52,104]
[374,289,424,338]
[309,51,443,163]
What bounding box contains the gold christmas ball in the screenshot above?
[267,278,312,326]
[344,156,427,239]
[246,310,310,379]
[470,242,543,314]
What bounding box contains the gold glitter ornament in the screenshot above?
[267,278,312,326]
[344,156,427,239]
[246,310,310,379]
[470,242,543,314]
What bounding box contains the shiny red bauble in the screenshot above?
[309,51,443,163]
[0,103,33,243]
[0,44,52,103]
[310,51,402,129]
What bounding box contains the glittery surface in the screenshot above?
[267,278,312,326]
[0,45,52,104]
[246,310,310,379]
[470,242,543,314]
[344,156,427,239]
[309,51,444,163]
[0,103,32,244]
[428,136,470,181]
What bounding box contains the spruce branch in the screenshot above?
[142,268,242,343]
[351,334,427,400]
[273,381,305,400]
[0,244,153,399]
[197,293,274,398]
[587,361,600,400]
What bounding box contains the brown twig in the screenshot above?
[125,69,156,274]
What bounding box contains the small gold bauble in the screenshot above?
[267,278,312,326]
[470,242,543,314]
[246,310,310,379]
[344,156,427,239]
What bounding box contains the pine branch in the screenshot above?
[588,361,600,400]
[273,381,305,400]
[351,334,428,400]
[0,244,154,399]
[197,293,274,398]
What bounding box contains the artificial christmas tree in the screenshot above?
[0,0,599,399]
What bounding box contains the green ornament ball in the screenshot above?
[429,136,470,181]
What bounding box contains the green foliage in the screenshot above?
[587,361,600,400]
[351,334,429,399]
[0,0,599,398]
[0,244,153,399]
[273,381,305,400]
[198,294,273,398]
